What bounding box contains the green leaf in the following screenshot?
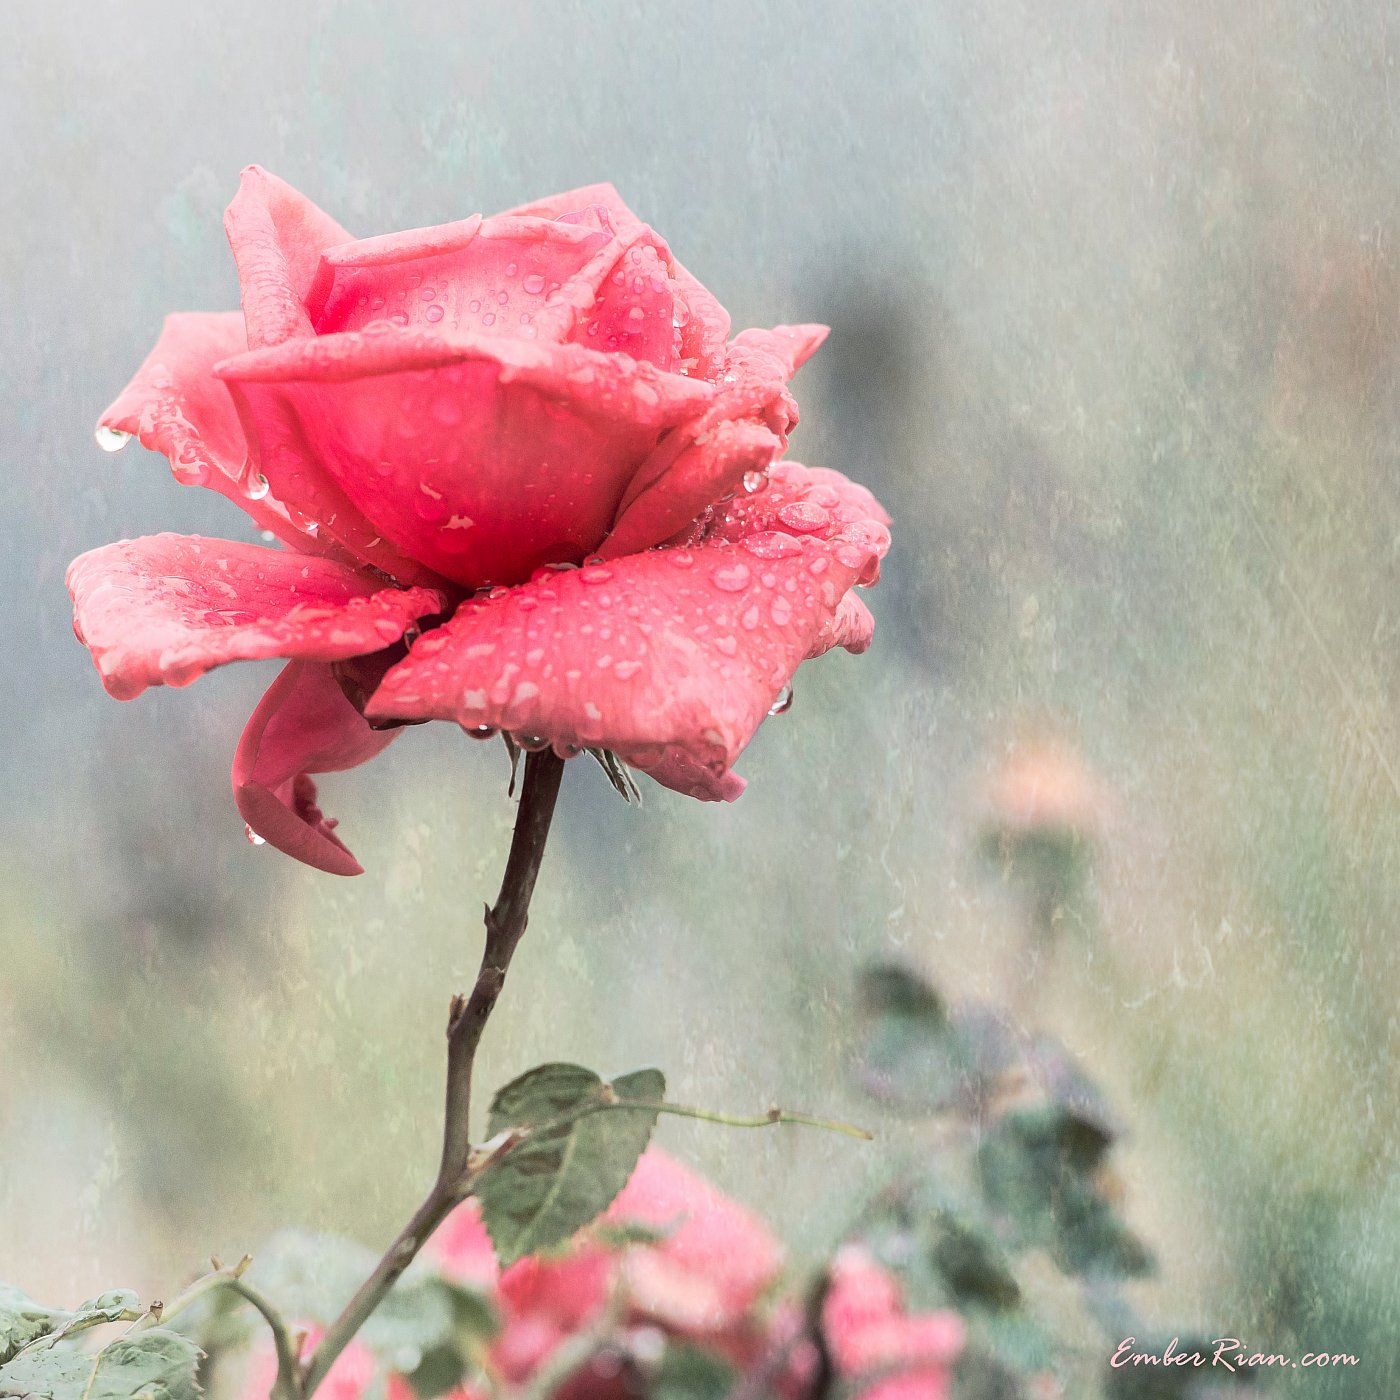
[652,1344,735,1400]
[0,1286,144,1364]
[855,964,1022,1113]
[477,1062,665,1267]
[0,1285,66,1364]
[0,1328,200,1400]
[929,1216,1022,1311]
[978,1106,1152,1279]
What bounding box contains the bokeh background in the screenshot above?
[3,1,1398,1393]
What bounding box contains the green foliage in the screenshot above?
[651,1343,736,1400]
[849,960,1188,1400]
[0,1285,70,1364]
[0,1331,202,1400]
[854,963,1019,1113]
[0,1283,199,1400]
[476,1061,666,1266]
[244,1232,494,1388]
[978,1106,1151,1278]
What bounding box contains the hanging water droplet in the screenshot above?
[515,733,551,752]
[768,683,794,716]
[244,823,267,846]
[95,425,132,452]
[742,469,768,494]
[464,724,499,740]
[246,472,271,501]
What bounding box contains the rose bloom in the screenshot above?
[432,1147,783,1389]
[67,169,891,874]
[818,1246,965,1400]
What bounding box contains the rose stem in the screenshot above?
[301,748,567,1398]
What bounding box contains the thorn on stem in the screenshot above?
[447,992,467,1033]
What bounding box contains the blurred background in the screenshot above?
[2,0,1398,1393]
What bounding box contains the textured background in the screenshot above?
[3,2,1399,1393]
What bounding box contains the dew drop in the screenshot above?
[522,273,546,294]
[742,469,768,494]
[768,682,794,716]
[711,562,751,592]
[464,723,498,740]
[246,472,271,501]
[244,823,267,846]
[95,425,132,452]
[579,565,613,585]
[515,733,550,752]
[425,304,445,323]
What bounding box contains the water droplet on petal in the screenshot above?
[768,682,794,716]
[246,472,271,501]
[516,733,550,752]
[712,562,751,592]
[579,565,613,585]
[425,304,445,323]
[464,723,498,740]
[742,469,768,494]
[96,425,132,452]
[522,273,546,294]
[244,823,266,846]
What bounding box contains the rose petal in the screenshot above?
[306,214,612,338]
[598,419,783,562]
[221,378,453,587]
[233,661,397,876]
[600,325,830,558]
[611,1149,782,1326]
[216,329,712,588]
[96,311,333,552]
[224,166,352,348]
[66,533,444,699]
[366,463,890,795]
[504,183,731,375]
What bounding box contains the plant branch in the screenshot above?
[441,748,567,1188]
[301,749,566,1399]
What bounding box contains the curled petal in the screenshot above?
[233,661,397,876]
[367,463,890,795]
[599,419,783,563]
[96,311,330,552]
[216,330,712,588]
[601,324,831,558]
[66,533,444,699]
[504,182,732,374]
[306,213,613,339]
[224,165,352,348]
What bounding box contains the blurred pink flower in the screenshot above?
[821,1246,965,1400]
[982,737,1105,843]
[433,1146,783,1385]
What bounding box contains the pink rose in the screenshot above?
[433,1147,783,1383]
[69,169,890,873]
[821,1247,965,1400]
